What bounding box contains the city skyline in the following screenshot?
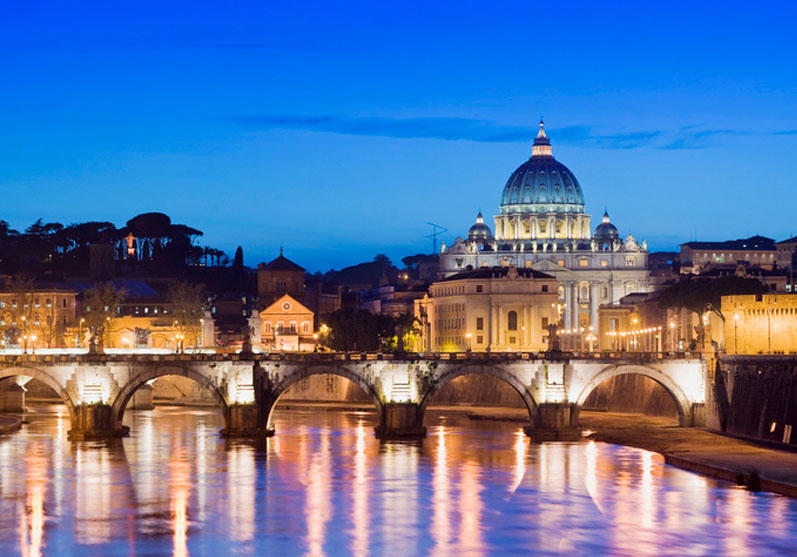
[3,2,797,271]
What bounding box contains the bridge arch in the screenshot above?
[267,363,384,429]
[419,363,538,426]
[110,365,231,431]
[574,364,692,426]
[0,366,78,421]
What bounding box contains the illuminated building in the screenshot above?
[414,265,559,352]
[439,122,652,332]
[0,286,78,348]
[259,294,315,351]
[722,294,797,355]
[598,293,666,352]
[680,235,777,274]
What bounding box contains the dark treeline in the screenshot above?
[0,212,231,277]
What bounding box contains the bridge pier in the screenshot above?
[0,382,26,413]
[375,403,426,439]
[68,404,129,440]
[221,403,274,438]
[524,402,582,441]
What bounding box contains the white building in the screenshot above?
[439,122,653,331]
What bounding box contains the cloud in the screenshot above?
[228,114,662,149]
[228,114,797,150]
[662,128,741,150]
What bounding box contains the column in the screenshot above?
[497,304,504,347]
[564,283,572,329]
[590,283,599,331]
[570,284,579,330]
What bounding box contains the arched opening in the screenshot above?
[267,368,383,433]
[576,367,690,428]
[112,369,229,435]
[0,368,76,422]
[420,367,536,434]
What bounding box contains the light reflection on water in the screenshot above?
[0,405,796,556]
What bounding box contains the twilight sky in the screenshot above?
[2,1,796,272]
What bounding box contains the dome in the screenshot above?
[499,121,585,215]
[594,210,620,249]
[468,211,493,243]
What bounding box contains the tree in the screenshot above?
[82,283,126,352]
[321,308,412,352]
[167,282,208,351]
[658,275,768,347]
[658,275,768,319]
[233,246,244,272]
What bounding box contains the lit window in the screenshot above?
[601,260,609,268]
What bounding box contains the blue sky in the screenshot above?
[2,1,796,271]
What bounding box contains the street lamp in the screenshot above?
[465,332,472,352]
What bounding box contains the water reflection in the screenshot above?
[0,406,796,555]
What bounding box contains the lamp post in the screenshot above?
[465,332,472,352]
[78,317,85,348]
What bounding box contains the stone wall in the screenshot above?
[715,356,797,447]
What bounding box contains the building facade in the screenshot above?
[439,122,652,333]
[258,294,315,351]
[0,286,78,348]
[680,235,777,274]
[414,266,559,353]
[722,294,797,355]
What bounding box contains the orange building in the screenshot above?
[259,294,315,351]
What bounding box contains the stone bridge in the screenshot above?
[0,352,706,440]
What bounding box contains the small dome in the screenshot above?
[594,210,620,249]
[468,211,493,243]
[499,121,585,215]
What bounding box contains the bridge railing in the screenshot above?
[0,350,702,365]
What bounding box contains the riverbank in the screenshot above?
[0,414,22,434]
[579,411,797,497]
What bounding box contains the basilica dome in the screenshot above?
[467,211,493,243]
[499,122,585,215]
[594,210,620,249]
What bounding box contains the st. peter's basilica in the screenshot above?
[438,122,653,332]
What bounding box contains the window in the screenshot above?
[476,335,483,344]
[507,310,518,330]
[277,280,287,294]
[557,260,565,266]
[626,257,635,267]
[602,287,608,299]
[579,259,589,267]
[541,285,548,292]
[265,321,271,333]
[601,260,609,268]
[302,321,310,333]
[476,285,483,292]
[476,317,484,330]
[541,317,549,329]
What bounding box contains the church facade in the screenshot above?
[439,122,653,332]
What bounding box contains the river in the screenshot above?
[1,405,796,556]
